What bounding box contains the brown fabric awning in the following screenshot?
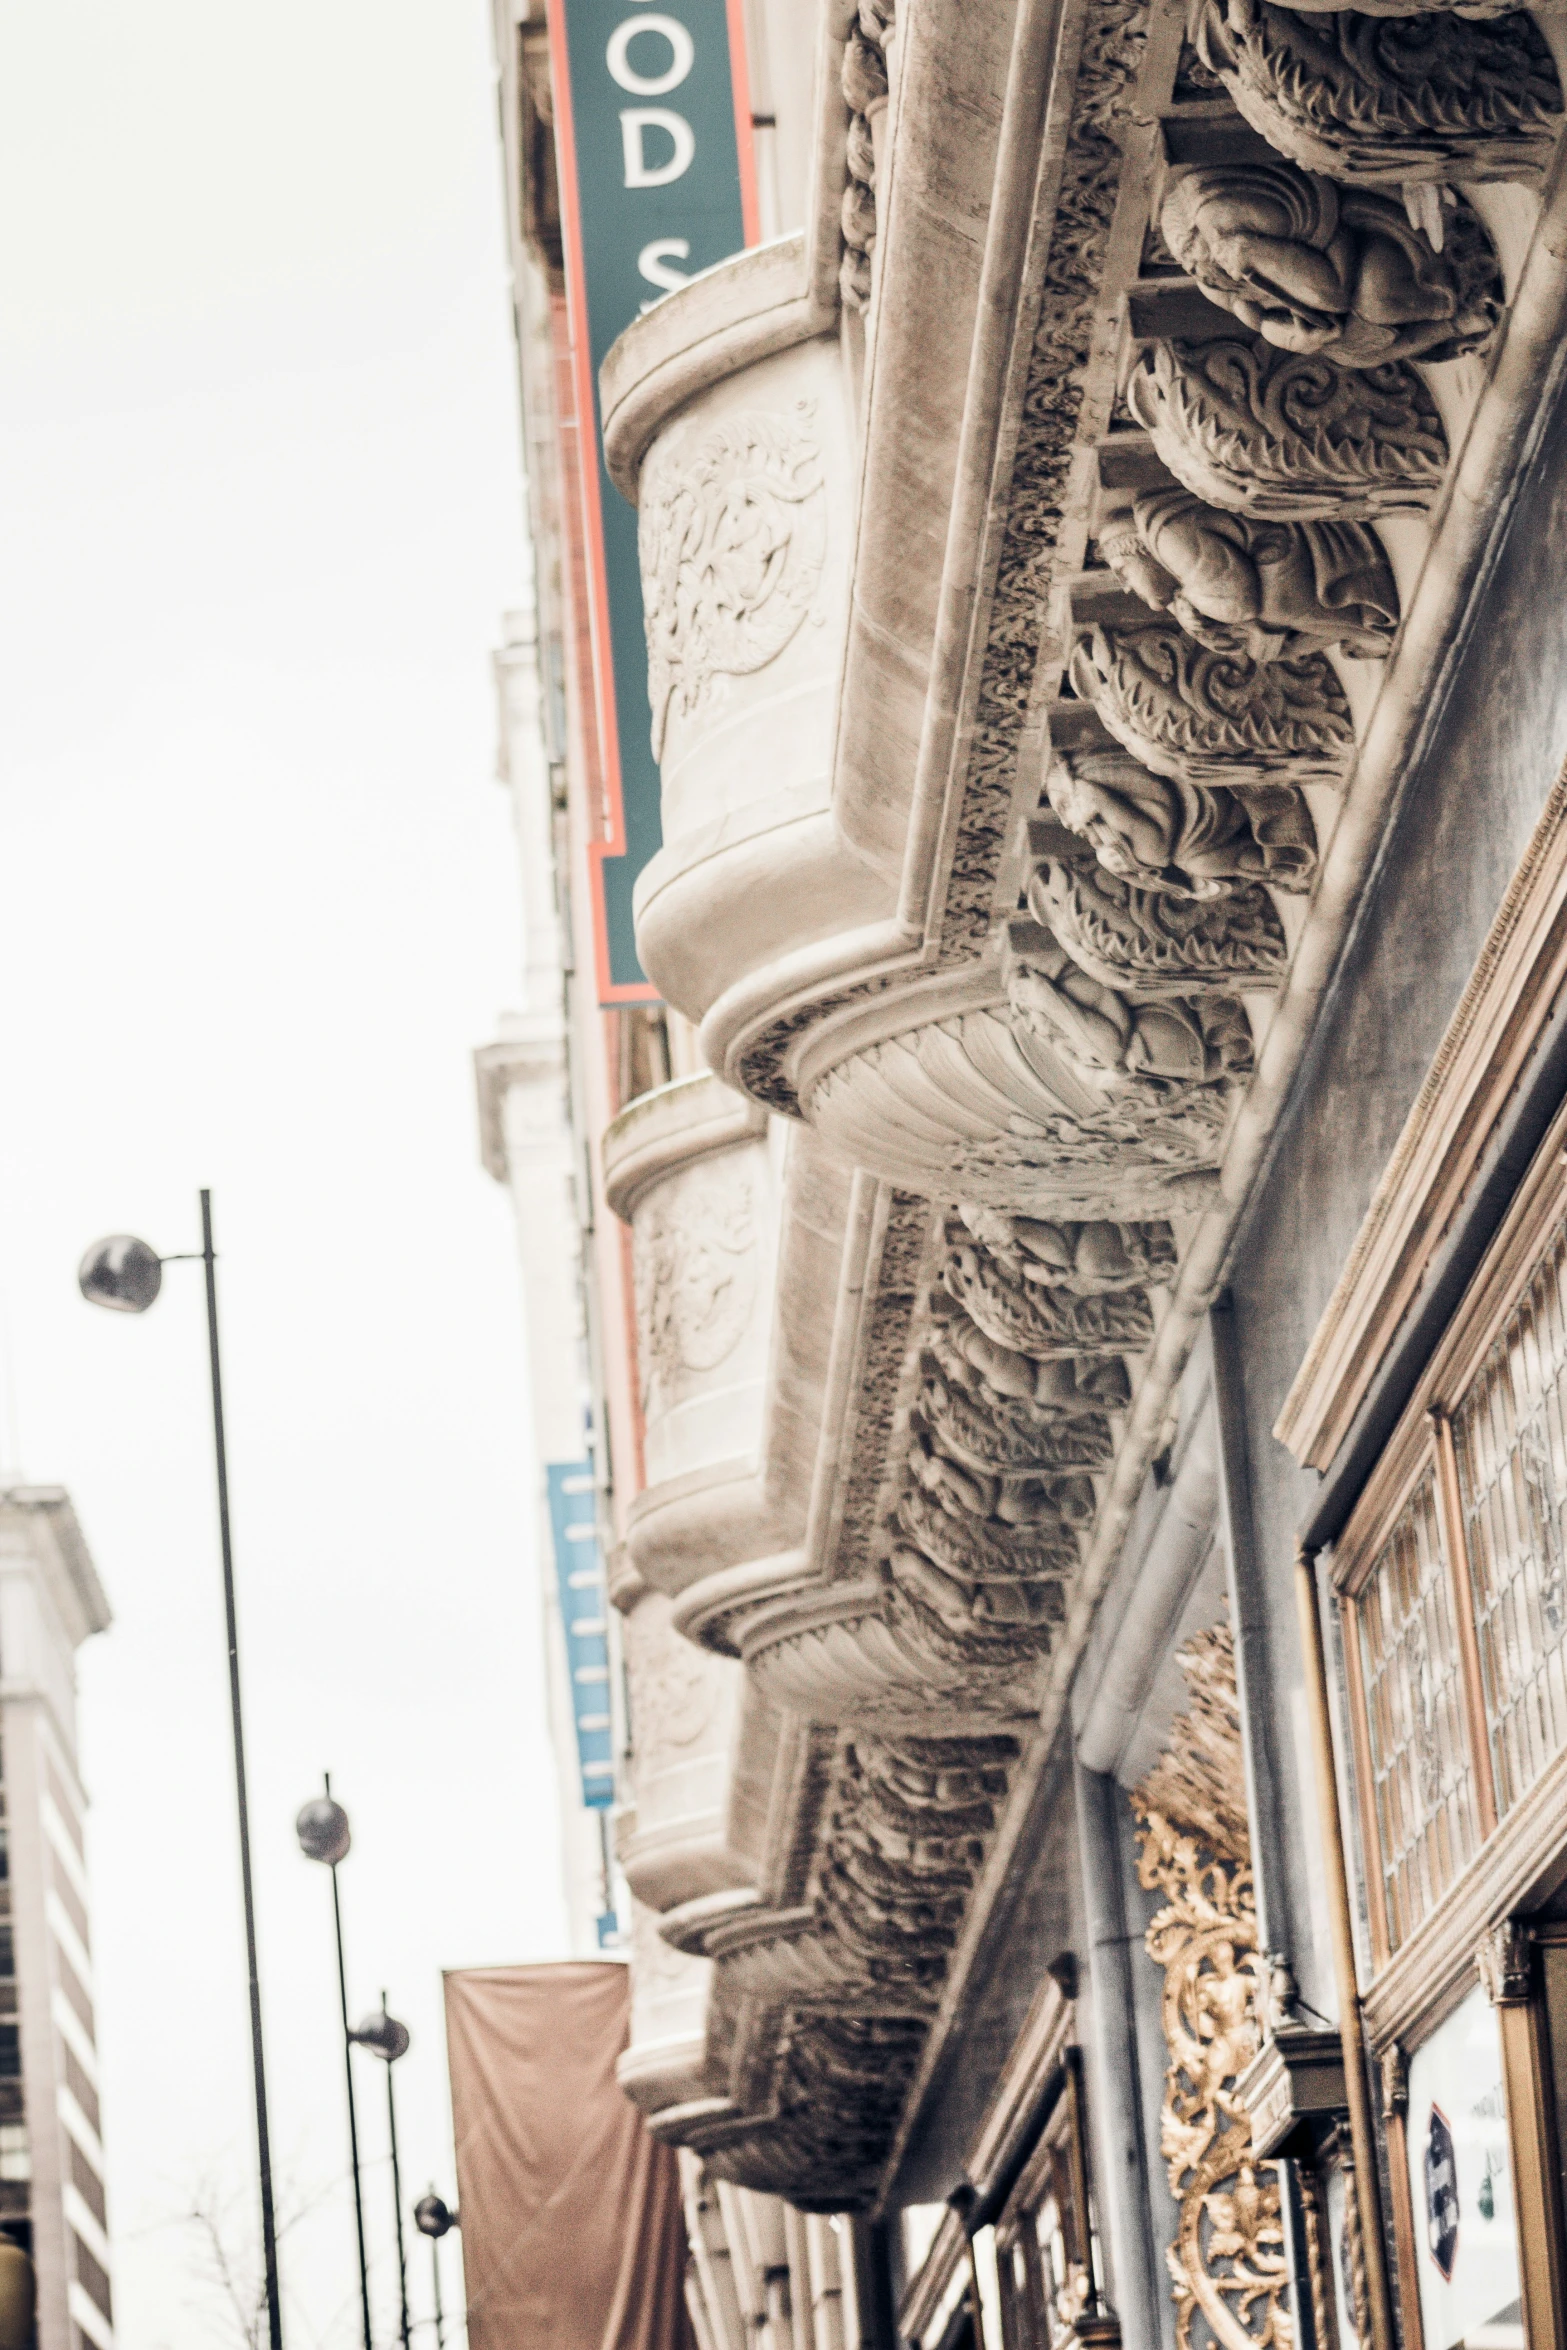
[443,1960,694,2350]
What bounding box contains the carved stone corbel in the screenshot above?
[1124,338,1448,522]
[1475,1917,1533,2005]
[1160,161,1505,367]
[1191,0,1563,188]
[1067,619,1355,786]
[1028,857,1290,992]
[1095,486,1399,662]
[1046,748,1318,897]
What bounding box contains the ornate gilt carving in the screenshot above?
[1161,162,1504,367]
[1097,489,1398,662]
[639,402,827,757]
[1068,621,1354,786]
[1048,749,1317,898]
[1125,338,1447,522]
[1133,1623,1292,2350]
[1192,0,1562,188]
[1029,858,1289,993]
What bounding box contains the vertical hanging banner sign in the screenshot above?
[549,0,758,1003]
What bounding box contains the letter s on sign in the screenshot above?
[606,14,694,95]
[638,239,693,308]
[620,108,695,187]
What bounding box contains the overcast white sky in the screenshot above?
[0,5,571,2344]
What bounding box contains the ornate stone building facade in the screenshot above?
[486,0,1567,2341]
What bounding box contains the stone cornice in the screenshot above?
[598,0,1567,2213]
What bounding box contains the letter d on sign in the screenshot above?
[621,107,695,187]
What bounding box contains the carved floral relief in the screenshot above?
[1029,859,1289,993]
[633,1155,759,1421]
[639,401,827,759]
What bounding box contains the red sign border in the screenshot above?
[546,0,760,1006]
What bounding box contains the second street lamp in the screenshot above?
[414,2191,458,2350]
[295,1782,372,2350]
[78,1194,282,2350]
[352,1998,412,2350]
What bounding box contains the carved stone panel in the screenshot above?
[1132,1623,1292,2350]
[1192,0,1563,188]
[1160,163,1504,367]
[640,401,828,761]
[1124,338,1448,521]
[1068,620,1355,786]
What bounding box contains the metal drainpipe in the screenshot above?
[1294,1547,1394,2350]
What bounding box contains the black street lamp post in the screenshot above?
[414,2191,458,2349]
[295,1783,372,2350]
[352,1999,412,2350]
[78,1195,283,2350]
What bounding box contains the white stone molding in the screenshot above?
[592,0,1567,2215]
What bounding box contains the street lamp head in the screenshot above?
[295,1796,351,1866]
[77,1236,163,1314]
[352,2005,410,2064]
[414,2194,457,2240]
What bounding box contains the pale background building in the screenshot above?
[0,1489,112,2350]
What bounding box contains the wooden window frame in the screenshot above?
[1329,1099,1567,2350]
[1333,1093,1567,1985]
[898,1973,1114,2350]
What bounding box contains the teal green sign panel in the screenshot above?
[548,0,758,1000]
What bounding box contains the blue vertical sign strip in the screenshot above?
[548,0,757,1001]
[546,1462,615,1810]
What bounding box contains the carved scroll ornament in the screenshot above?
[1161,162,1504,367]
[1047,750,1317,898]
[1133,1625,1292,2350]
[1029,858,1289,993]
[1124,338,1448,521]
[639,401,827,758]
[1068,621,1354,786]
[1097,488,1398,662]
[940,1240,1159,1354]
[1193,0,1563,187]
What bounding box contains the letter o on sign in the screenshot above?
[606,13,695,96]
